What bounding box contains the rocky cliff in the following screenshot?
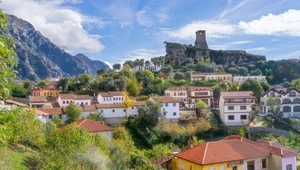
[165,42,266,66]
[1,15,109,81]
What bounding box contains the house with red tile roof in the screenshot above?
[35,107,67,123]
[219,91,255,126]
[74,118,113,141]
[97,91,125,104]
[57,94,91,107]
[28,81,60,97]
[0,99,28,110]
[172,135,298,170]
[29,96,52,108]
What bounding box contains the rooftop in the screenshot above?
[59,94,90,100]
[166,86,212,91]
[75,118,113,132]
[98,91,125,97]
[150,96,179,103]
[220,91,254,99]
[29,96,47,103]
[36,107,63,115]
[192,72,232,76]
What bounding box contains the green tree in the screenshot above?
[126,77,141,96]
[0,11,17,99]
[260,81,271,91]
[250,69,262,76]
[11,84,28,97]
[160,65,173,78]
[65,102,81,124]
[37,78,50,87]
[49,115,64,128]
[113,63,121,71]
[173,72,185,81]
[87,111,105,122]
[58,77,70,93]
[97,68,106,75]
[291,78,300,89]
[23,81,33,89]
[240,78,263,99]
[122,92,135,118]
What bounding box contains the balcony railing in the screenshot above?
[282,101,300,104]
[225,100,255,104]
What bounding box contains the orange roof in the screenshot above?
[59,94,75,100]
[36,107,63,115]
[254,140,298,158]
[220,91,254,99]
[150,96,178,103]
[175,139,270,165]
[82,104,97,112]
[5,100,28,107]
[95,103,124,109]
[98,91,125,97]
[192,72,232,76]
[29,96,47,103]
[75,118,113,132]
[74,95,90,100]
[59,94,90,100]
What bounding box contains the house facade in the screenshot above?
[97,91,125,104]
[57,94,91,107]
[165,86,213,108]
[219,91,255,126]
[29,96,52,108]
[233,76,266,84]
[261,88,300,118]
[35,107,67,123]
[132,65,161,73]
[0,100,28,110]
[150,96,180,121]
[191,72,232,82]
[29,81,60,97]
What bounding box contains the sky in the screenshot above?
[2,0,300,67]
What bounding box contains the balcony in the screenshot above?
[225,100,255,104]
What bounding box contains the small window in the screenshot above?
[173,103,176,107]
[228,106,234,110]
[209,166,215,170]
[63,101,65,104]
[112,109,115,112]
[262,159,266,168]
[49,115,53,119]
[232,166,237,170]
[165,103,169,107]
[286,164,292,170]
[220,165,225,170]
[240,115,247,120]
[228,115,234,120]
[132,107,134,109]
[240,106,247,110]
[104,98,106,101]
[86,102,88,105]
[113,97,115,100]
[124,109,126,112]
[163,112,166,116]
[67,101,69,104]
[173,112,176,116]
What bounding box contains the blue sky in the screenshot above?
[2,0,300,67]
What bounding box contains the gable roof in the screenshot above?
[254,140,298,158]
[36,107,63,115]
[29,96,47,103]
[75,118,113,132]
[95,103,124,109]
[261,87,300,97]
[220,91,254,99]
[166,86,213,91]
[98,91,125,97]
[175,139,270,165]
[59,94,90,100]
[5,99,28,107]
[82,104,97,112]
[150,96,179,103]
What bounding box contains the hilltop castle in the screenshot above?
[194,30,208,49]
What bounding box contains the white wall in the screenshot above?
[97,95,125,104]
[242,157,268,170]
[162,102,180,120]
[36,114,67,123]
[57,97,75,107]
[223,113,250,126]
[282,157,297,170]
[75,99,91,106]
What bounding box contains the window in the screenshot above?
[180,162,184,170]
[49,115,53,119]
[209,166,215,170]
[173,112,177,116]
[286,164,292,170]
[132,107,134,109]
[163,112,166,116]
[165,103,169,107]
[173,103,176,107]
[86,102,88,105]
[112,109,115,113]
[232,166,237,170]
[124,109,126,112]
[247,161,255,170]
[113,97,115,100]
[104,98,106,101]
[220,165,225,170]
[228,115,234,120]
[66,101,69,104]
[262,159,266,168]
[63,101,65,104]
[270,92,275,97]
[195,92,208,96]
[228,106,234,110]
[174,92,176,96]
[289,92,296,97]
[240,106,247,110]
[240,115,247,120]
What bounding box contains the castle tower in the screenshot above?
[195,30,208,49]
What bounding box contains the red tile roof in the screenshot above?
[175,139,270,165]
[5,100,28,107]
[95,103,124,109]
[254,140,298,158]
[98,91,125,97]
[59,94,90,100]
[220,91,254,99]
[29,96,47,103]
[36,107,63,115]
[74,95,90,100]
[192,72,232,76]
[82,104,98,112]
[166,86,212,91]
[75,118,113,132]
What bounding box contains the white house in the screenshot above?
[35,107,67,123]
[132,65,161,73]
[219,91,255,126]
[150,96,180,122]
[97,91,125,104]
[0,100,28,110]
[57,94,91,107]
[233,76,266,84]
[261,88,300,118]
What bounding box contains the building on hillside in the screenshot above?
[164,86,214,108]
[191,72,232,82]
[29,96,52,108]
[0,99,28,110]
[171,135,298,170]
[29,81,60,97]
[57,94,91,107]
[132,65,161,73]
[35,107,66,123]
[97,91,125,104]
[74,118,113,141]
[233,76,266,84]
[150,96,180,122]
[261,88,300,118]
[219,91,255,126]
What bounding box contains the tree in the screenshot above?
[260,81,271,91]
[195,100,208,116]
[0,11,17,99]
[160,65,173,78]
[228,66,248,76]
[97,68,106,75]
[65,102,81,124]
[49,115,64,128]
[11,85,28,97]
[291,78,300,89]
[113,63,121,71]
[122,92,135,118]
[240,78,263,99]
[173,72,185,81]
[99,77,116,91]
[123,60,135,68]
[58,77,70,93]
[87,111,105,122]
[37,78,50,87]
[23,81,33,89]
[115,78,127,91]
[126,77,141,96]
[250,69,262,76]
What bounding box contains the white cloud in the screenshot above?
[246,47,266,51]
[219,0,250,20]
[239,9,300,36]
[136,10,153,26]
[210,40,252,50]
[1,0,104,53]
[164,21,237,39]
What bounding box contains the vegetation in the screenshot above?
[65,102,81,124]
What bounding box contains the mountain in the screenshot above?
[1,15,109,81]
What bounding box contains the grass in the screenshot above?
[0,145,36,170]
